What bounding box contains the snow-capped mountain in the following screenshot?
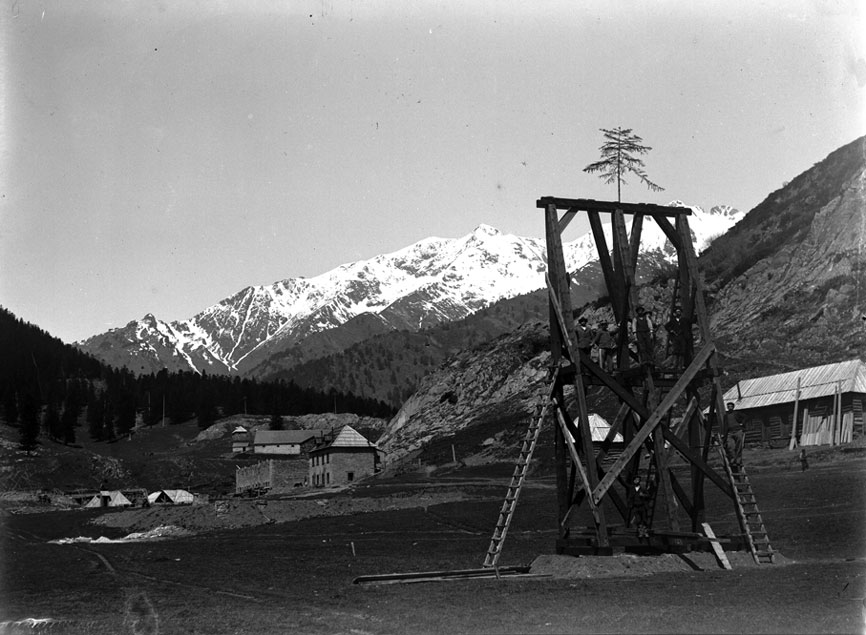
[77,204,742,376]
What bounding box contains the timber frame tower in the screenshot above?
[539,196,739,556]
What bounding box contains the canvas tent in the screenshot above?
[84,490,133,508]
[147,489,194,505]
[564,413,623,444]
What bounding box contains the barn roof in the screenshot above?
[722,358,866,410]
[253,429,325,445]
[311,425,377,452]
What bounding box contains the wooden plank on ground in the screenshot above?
[702,522,732,570]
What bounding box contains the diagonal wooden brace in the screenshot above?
[554,400,604,528]
[590,342,716,506]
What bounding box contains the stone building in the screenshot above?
[308,425,381,488]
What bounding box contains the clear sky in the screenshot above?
[2,0,864,343]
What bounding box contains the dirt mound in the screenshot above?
[529,551,791,578]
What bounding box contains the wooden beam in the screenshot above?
[588,211,625,322]
[558,208,578,234]
[612,210,638,314]
[661,425,734,498]
[685,394,707,530]
[628,213,644,272]
[591,342,716,505]
[788,377,802,450]
[554,402,607,537]
[565,405,631,523]
[556,317,611,545]
[668,470,695,519]
[677,215,727,427]
[537,197,692,217]
[702,523,732,570]
[653,419,681,533]
[544,218,610,544]
[546,274,575,361]
[545,204,568,367]
[579,356,646,417]
[647,213,682,250]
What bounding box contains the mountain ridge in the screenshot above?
[78,204,743,379]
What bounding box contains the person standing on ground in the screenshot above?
[799,447,809,471]
[627,474,654,539]
[593,321,617,373]
[631,306,655,366]
[575,316,595,363]
[723,402,746,471]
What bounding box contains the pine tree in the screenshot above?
[87,393,105,441]
[583,127,664,201]
[44,402,61,440]
[18,391,40,453]
[196,382,217,430]
[3,385,19,425]
[61,403,77,445]
[269,396,284,431]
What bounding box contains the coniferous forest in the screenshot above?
[0,307,394,452]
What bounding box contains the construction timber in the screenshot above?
[535,196,768,559]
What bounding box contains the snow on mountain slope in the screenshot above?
[77,204,742,375]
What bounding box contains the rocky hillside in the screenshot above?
[704,135,866,376]
[378,321,552,463]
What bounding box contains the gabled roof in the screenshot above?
[564,413,624,443]
[85,490,132,508]
[253,429,325,445]
[310,425,377,453]
[148,489,194,504]
[232,426,248,434]
[722,358,866,410]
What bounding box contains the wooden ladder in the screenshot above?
[715,434,775,564]
[482,394,550,570]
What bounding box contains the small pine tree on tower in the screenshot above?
[583,127,664,201]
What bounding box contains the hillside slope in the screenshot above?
[705,135,866,373]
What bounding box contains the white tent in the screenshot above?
[162,489,194,504]
[84,490,133,508]
[148,489,194,505]
[589,414,623,442]
[564,414,624,444]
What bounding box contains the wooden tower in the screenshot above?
[538,196,739,556]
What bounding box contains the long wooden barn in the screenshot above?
[720,359,866,447]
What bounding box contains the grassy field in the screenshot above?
[1,449,865,634]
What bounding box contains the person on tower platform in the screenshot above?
[574,316,595,363]
[592,321,617,373]
[664,306,688,369]
[630,306,655,367]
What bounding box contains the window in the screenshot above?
[347,472,354,482]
